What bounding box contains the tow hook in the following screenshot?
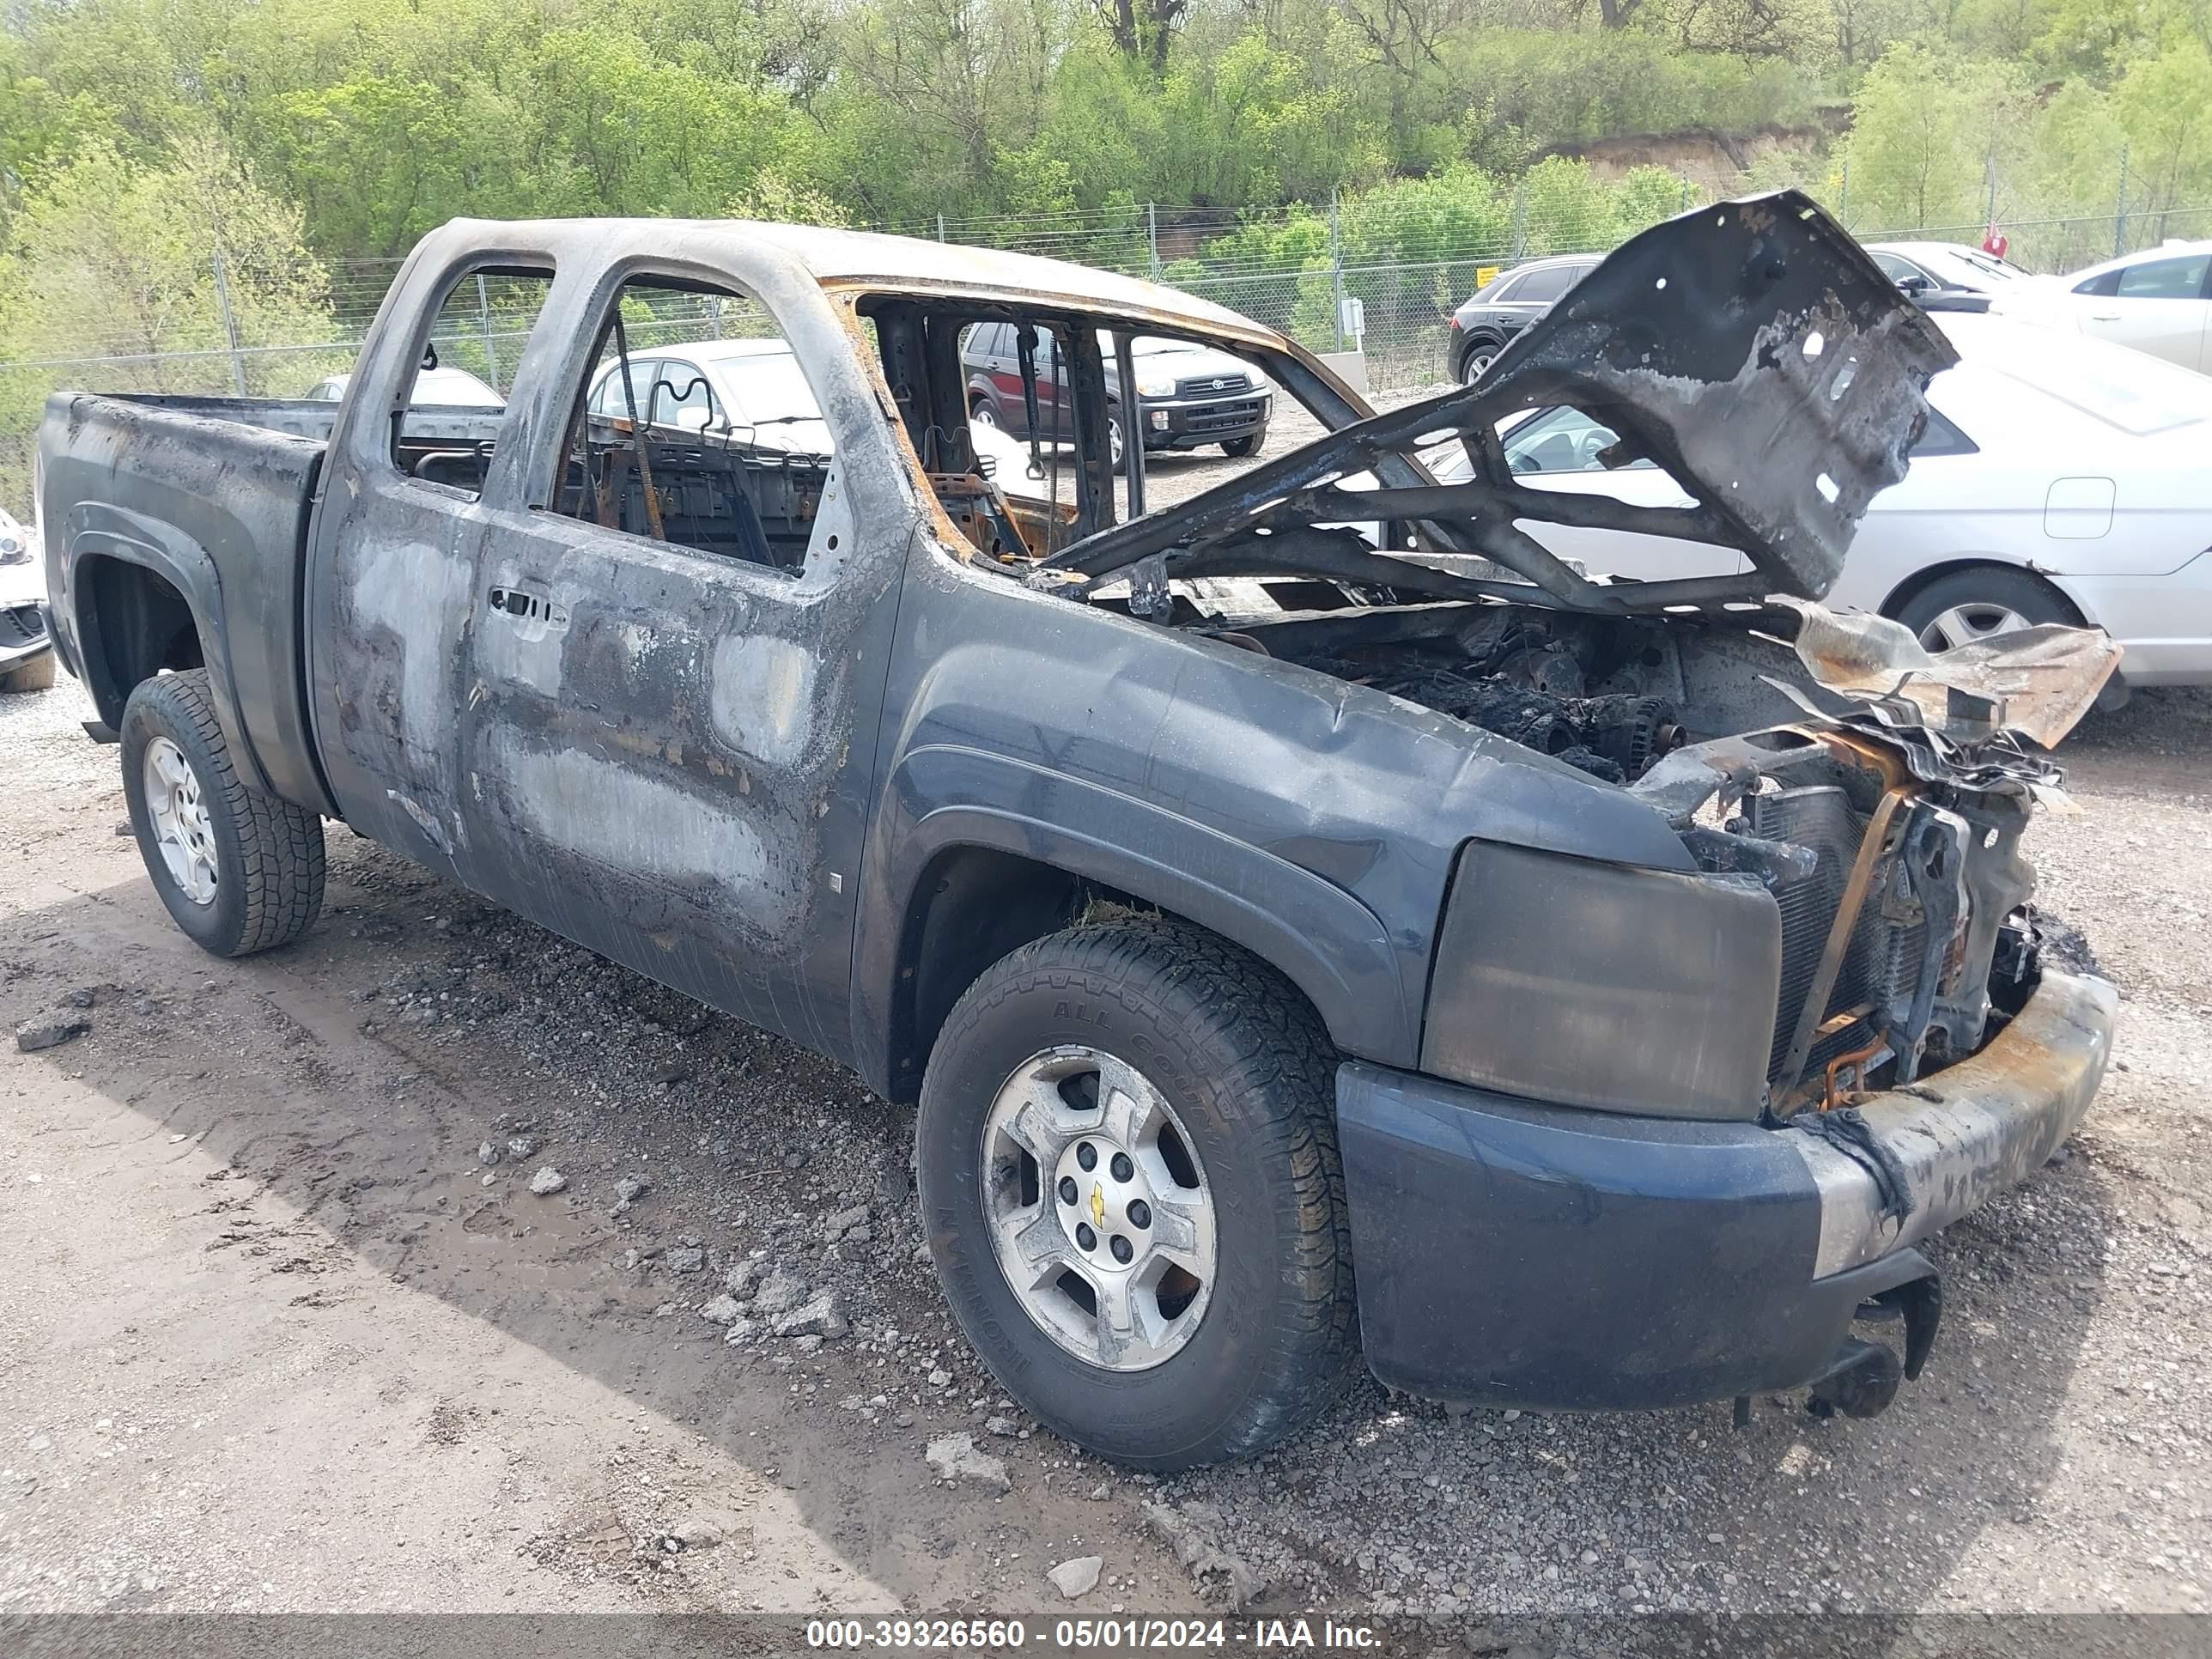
[1805,1268,1943,1420]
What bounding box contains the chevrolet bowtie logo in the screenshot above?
[1089,1184,1106,1227]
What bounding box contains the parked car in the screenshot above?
[584,336,833,453]
[961,324,1271,461]
[306,363,503,406]
[0,507,53,691]
[1445,252,1601,383]
[1446,312,2212,695]
[34,197,2116,1468]
[1866,240,2030,295]
[1992,240,2212,373]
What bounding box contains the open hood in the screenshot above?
[1030,191,1960,618]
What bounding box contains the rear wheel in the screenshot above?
[1893,566,2078,653]
[2,653,55,691]
[119,668,325,957]
[1460,338,1501,384]
[915,918,1357,1469]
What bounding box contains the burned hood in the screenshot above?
[1031,191,1958,617]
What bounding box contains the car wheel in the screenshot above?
[1461,340,1500,384]
[970,399,1000,430]
[1221,434,1261,458]
[119,668,326,957]
[1893,567,2079,653]
[2,652,56,691]
[915,918,1358,1470]
[1109,416,1125,468]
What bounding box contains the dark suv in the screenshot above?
[1447,253,1601,383]
[963,323,1270,460]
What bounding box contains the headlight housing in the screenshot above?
[1133,369,1176,398]
[1422,841,1781,1120]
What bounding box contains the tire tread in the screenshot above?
[927,915,1359,1466]
[127,669,325,955]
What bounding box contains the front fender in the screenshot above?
[855,742,1414,1085]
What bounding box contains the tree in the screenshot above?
[0,129,338,510]
[1092,0,1188,72]
[1842,43,2027,229]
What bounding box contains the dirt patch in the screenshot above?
[1,667,2207,1627]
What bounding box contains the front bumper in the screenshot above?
[1139,392,1270,449]
[1337,969,2116,1412]
[0,600,52,672]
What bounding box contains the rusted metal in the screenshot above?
[1822,1035,1888,1111]
[1778,788,1908,1095]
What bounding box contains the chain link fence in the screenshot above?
[3,188,2209,515]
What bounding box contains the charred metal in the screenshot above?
[35,194,2121,1446]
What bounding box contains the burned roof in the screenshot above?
[423,216,1269,338]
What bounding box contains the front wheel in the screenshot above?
[969,398,1000,430]
[120,668,325,957]
[915,919,1357,1470]
[1221,434,1261,458]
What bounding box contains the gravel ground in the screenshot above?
[2,653,2208,1632]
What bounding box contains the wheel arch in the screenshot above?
[1455,329,1504,378]
[1877,556,2088,629]
[869,811,1403,1103]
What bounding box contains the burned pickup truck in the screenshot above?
[36,193,2117,1468]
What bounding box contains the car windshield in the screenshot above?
[1946,248,2025,283]
[722,351,821,425]
[1093,331,1204,359]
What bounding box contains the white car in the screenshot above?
[588,335,1041,483]
[0,507,54,691]
[1867,240,2031,295]
[586,337,836,453]
[1992,240,2211,373]
[1450,313,2212,693]
[307,364,505,406]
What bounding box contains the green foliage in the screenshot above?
[1455,30,1812,174]
[1840,44,2030,229]
[0,128,337,508]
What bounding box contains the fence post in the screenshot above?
[2113,143,2130,258]
[210,249,249,397]
[936,212,947,242]
[1838,159,1849,227]
[1328,189,1347,353]
[475,272,498,392]
[1147,203,1160,281]
[1509,176,1528,260]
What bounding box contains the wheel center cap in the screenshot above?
[1054,1137,1156,1266]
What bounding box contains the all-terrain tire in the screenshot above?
[915,917,1358,1470]
[119,668,325,957]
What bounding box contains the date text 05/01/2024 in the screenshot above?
[805,1616,1385,1650]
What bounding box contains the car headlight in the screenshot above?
[1134,370,1176,398]
[0,535,21,564]
[1422,841,1780,1120]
